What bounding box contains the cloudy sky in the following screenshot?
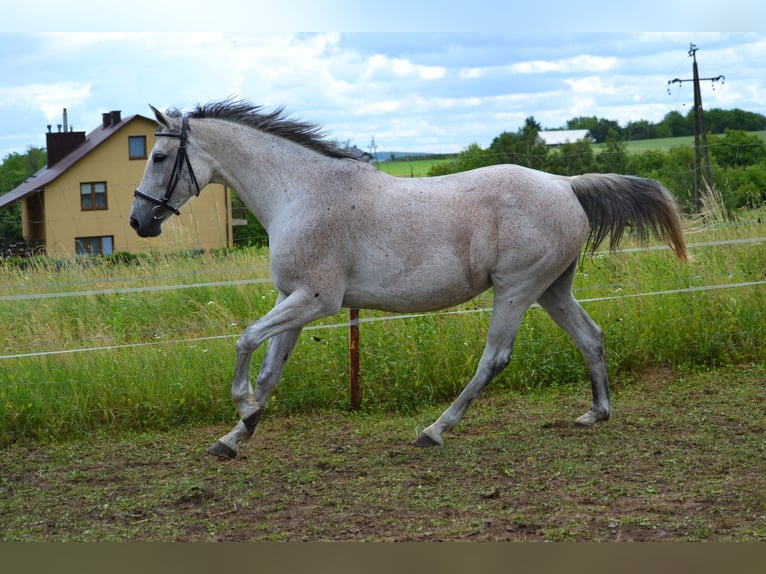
[2,3,766,159]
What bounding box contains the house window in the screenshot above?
[129,135,147,159]
[80,182,108,210]
[75,236,114,256]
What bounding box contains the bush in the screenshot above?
[709,130,766,168]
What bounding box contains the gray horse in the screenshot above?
[130,101,688,459]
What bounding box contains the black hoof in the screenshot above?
[413,432,441,448]
[206,441,237,460]
[243,408,262,435]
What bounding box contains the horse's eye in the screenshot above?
[153,152,168,163]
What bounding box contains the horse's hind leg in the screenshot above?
[537,261,611,425]
[415,290,530,447]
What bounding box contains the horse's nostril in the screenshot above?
[130,217,139,230]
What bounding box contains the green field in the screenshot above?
[596,131,766,154]
[376,157,454,177]
[595,135,694,154]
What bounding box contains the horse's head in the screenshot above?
[129,105,207,238]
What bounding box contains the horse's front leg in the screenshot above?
[207,289,339,459]
[207,329,301,459]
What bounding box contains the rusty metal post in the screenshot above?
[349,308,361,411]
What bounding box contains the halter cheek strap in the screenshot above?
[134,115,201,217]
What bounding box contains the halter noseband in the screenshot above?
[134,115,201,218]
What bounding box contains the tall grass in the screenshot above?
[1,211,764,441]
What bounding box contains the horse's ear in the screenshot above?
[149,104,169,128]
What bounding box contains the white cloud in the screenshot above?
[511,55,618,75]
[0,82,92,119]
[745,83,766,107]
[512,60,561,74]
[361,54,445,82]
[459,68,483,79]
[356,100,403,115]
[565,76,616,95]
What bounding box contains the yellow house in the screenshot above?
[0,110,233,257]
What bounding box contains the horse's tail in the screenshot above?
[569,173,689,261]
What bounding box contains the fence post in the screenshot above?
[349,308,361,411]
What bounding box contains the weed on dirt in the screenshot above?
[1,364,764,541]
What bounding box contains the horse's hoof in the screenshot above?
[206,441,238,460]
[242,408,262,434]
[413,432,442,448]
[574,409,610,427]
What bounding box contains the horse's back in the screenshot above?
[378,163,589,265]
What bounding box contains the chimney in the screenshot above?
[46,108,86,168]
[102,110,122,129]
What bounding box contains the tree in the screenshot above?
[708,129,766,168]
[595,130,630,173]
[566,116,594,129]
[624,119,655,141]
[704,108,766,134]
[658,110,692,137]
[717,164,766,210]
[0,147,47,246]
[660,146,698,210]
[488,117,547,170]
[563,108,766,143]
[631,149,668,179]
[0,148,45,192]
[427,143,493,176]
[567,116,621,143]
[546,139,595,176]
[0,205,22,246]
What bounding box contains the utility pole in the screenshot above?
[668,43,724,212]
[368,136,379,168]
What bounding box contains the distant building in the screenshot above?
[0,109,233,257]
[538,130,593,147]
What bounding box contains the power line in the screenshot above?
[1,277,764,361]
[2,237,763,302]
[0,277,272,302]
[1,236,763,302]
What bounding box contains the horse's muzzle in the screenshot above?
[129,216,162,238]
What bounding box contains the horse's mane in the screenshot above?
[167,99,360,160]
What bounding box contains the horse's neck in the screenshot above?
[202,121,328,229]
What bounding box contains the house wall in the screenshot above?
[33,117,231,257]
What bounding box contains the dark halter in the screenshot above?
[134,115,201,218]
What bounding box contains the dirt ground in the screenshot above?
[1,364,764,541]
